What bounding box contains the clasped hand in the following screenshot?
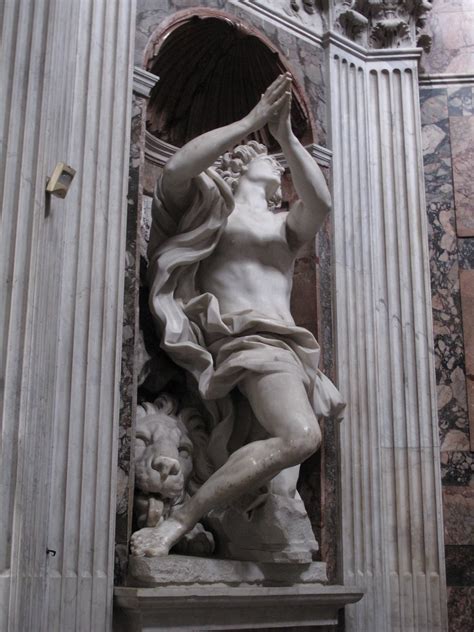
[247,73,293,143]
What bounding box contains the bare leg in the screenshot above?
[130,372,321,556]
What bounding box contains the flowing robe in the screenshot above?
[147,169,345,468]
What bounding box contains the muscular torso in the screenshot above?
[196,203,296,322]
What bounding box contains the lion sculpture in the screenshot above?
[133,393,214,556]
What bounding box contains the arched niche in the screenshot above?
[143,8,315,152]
[116,5,339,591]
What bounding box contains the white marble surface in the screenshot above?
[114,583,363,631]
[328,38,448,632]
[1,1,136,630]
[235,0,325,37]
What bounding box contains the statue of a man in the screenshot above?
[131,73,344,557]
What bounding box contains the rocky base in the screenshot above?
[128,554,327,587]
[205,492,319,563]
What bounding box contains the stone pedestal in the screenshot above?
[115,556,362,630]
[114,584,363,631]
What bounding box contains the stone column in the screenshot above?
[325,3,447,628]
[1,1,136,630]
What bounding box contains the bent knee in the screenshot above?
[285,424,321,464]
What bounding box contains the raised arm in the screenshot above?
[162,74,291,213]
[268,76,331,252]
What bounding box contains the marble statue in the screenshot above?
[130,73,344,558]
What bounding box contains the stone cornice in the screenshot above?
[133,66,158,97]
[236,0,324,46]
[323,30,422,62]
[274,143,333,168]
[234,1,432,54]
[145,131,332,169]
[418,73,474,86]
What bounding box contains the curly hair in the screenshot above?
[213,140,284,210]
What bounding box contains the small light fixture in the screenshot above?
[46,162,76,198]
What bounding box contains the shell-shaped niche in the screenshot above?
[146,14,311,151]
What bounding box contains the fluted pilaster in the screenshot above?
[327,35,447,631]
[1,1,135,630]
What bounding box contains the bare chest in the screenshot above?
[216,209,293,267]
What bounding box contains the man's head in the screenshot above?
[214,140,284,209]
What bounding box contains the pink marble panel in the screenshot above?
[423,2,474,75]
[447,587,474,632]
[291,253,318,338]
[443,486,474,545]
[450,116,474,239]
[460,269,474,449]
[450,116,474,237]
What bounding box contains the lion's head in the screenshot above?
[135,395,194,501]
[134,394,213,528]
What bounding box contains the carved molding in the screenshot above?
[133,66,158,98]
[145,131,332,169]
[335,5,368,45]
[273,143,333,168]
[237,1,324,46]
[333,0,433,51]
[145,132,176,167]
[418,73,474,86]
[322,30,422,62]
[237,1,432,52]
[290,0,324,15]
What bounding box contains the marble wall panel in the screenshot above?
[448,81,474,453]
[447,85,473,117]
[460,270,474,449]
[447,587,474,632]
[450,116,474,237]
[420,86,471,460]
[441,450,474,486]
[116,95,146,584]
[421,0,474,75]
[421,81,474,630]
[291,251,319,338]
[445,546,474,586]
[443,486,474,546]
[459,238,474,270]
[312,210,340,584]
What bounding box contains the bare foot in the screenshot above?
[130,517,188,557]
